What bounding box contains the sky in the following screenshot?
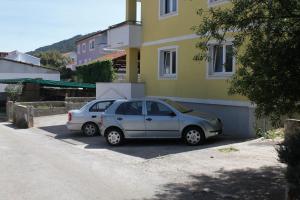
[0,0,128,52]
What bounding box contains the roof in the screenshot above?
[91,51,126,63]
[0,58,60,72]
[76,30,107,43]
[0,78,95,89]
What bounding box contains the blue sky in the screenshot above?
[0,0,127,52]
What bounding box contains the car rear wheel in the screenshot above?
[82,122,99,137]
[183,127,205,146]
[105,128,124,146]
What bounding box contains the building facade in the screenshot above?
[103,0,257,138]
[5,50,41,66]
[76,31,110,66]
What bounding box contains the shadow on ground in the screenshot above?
[38,125,246,159]
[143,166,285,200]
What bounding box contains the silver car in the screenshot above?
[67,99,115,136]
[100,98,222,146]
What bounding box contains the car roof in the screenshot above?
[113,98,166,103]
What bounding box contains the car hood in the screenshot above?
[184,111,217,121]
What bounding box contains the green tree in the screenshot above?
[35,51,73,80]
[193,0,300,123]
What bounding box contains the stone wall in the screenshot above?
[13,104,33,128]
[7,97,95,128]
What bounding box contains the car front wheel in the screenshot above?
[105,128,124,146]
[183,127,205,146]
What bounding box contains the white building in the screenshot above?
[0,58,60,94]
[5,50,41,66]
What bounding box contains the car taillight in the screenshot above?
[68,112,72,122]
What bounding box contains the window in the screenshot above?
[82,43,86,53]
[158,47,177,79]
[146,101,174,116]
[160,0,178,17]
[77,45,81,55]
[208,0,229,7]
[208,43,234,77]
[89,101,114,112]
[89,40,95,50]
[115,101,143,116]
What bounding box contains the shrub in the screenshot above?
[5,82,23,102]
[76,60,115,83]
[277,121,300,199]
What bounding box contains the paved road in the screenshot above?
[0,123,161,200]
[0,116,286,200]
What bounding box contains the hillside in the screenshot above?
[28,35,82,55]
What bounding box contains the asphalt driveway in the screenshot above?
[0,114,286,200]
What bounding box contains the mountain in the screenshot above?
[28,35,82,55]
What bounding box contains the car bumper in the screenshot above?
[206,130,222,138]
[66,122,82,131]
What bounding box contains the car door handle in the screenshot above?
[146,118,152,121]
[117,117,123,121]
[92,116,97,118]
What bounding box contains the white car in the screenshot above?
[66,99,115,136]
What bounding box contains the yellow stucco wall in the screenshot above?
[140,0,246,102]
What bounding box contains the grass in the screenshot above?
[218,146,239,153]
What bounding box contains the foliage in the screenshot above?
[34,51,71,69]
[28,35,82,55]
[256,128,284,139]
[277,123,300,199]
[218,146,239,153]
[60,68,76,81]
[76,61,115,83]
[193,0,300,124]
[5,82,23,101]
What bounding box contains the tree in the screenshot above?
[35,51,73,80]
[193,0,300,123]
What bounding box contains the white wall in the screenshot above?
[96,83,145,99]
[6,51,41,66]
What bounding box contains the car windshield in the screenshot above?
[162,99,193,113]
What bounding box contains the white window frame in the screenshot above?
[89,39,95,51]
[158,46,178,80]
[159,0,178,20]
[82,43,86,53]
[206,41,235,79]
[208,0,229,7]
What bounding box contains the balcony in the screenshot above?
[107,21,142,49]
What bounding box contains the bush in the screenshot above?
[277,121,300,199]
[5,82,23,102]
[76,60,115,83]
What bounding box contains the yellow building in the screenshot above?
[105,0,256,138]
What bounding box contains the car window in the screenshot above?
[89,101,114,112]
[115,101,143,115]
[146,101,174,116]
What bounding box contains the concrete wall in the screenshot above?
[96,83,145,99]
[13,104,33,128]
[180,101,256,138]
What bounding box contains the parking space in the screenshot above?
[27,114,286,199]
